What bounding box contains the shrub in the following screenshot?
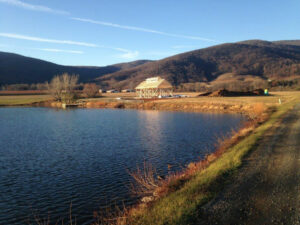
[83,83,99,98]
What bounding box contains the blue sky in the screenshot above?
[0,0,299,66]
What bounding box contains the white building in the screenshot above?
[135,77,173,98]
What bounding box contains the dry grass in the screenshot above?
[0,95,52,106]
[81,91,300,117]
[102,92,136,98]
[0,90,48,95]
[92,204,129,225]
[128,162,161,196]
[85,101,125,109]
[29,203,76,225]
[248,102,267,120]
[159,91,297,104]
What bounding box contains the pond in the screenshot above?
[0,107,244,224]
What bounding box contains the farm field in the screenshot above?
[0,95,52,106]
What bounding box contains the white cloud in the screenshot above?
[112,47,132,53]
[118,50,139,60]
[36,48,83,54]
[71,17,219,43]
[0,0,69,15]
[0,33,98,47]
[0,32,139,58]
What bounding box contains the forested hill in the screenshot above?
[2,40,300,89]
[0,51,151,85]
[96,40,300,89]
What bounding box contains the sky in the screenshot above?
[0,0,299,66]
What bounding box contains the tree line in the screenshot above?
[175,78,300,92]
[1,73,100,103]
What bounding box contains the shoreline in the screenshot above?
[1,91,295,116]
[29,98,257,116]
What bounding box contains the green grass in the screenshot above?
[0,95,52,106]
[127,98,300,225]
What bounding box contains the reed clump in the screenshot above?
[29,203,76,225]
[92,204,129,225]
[249,102,267,121]
[128,162,161,196]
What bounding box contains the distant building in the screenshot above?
[121,89,134,93]
[135,77,173,98]
[264,89,269,95]
[106,89,119,93]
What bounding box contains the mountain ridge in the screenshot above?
[0,51,152,85]
[1,39,300,89]
[95,40,300,89]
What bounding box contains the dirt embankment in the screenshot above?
[31,97,267,117]
[32,101,63,108]
[198,104,300,225]
[199,89,265,97]
[82,99,256,115]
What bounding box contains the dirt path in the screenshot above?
[198,104,300,225]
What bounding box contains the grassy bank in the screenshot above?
[115,96,300,225]
[0,95,52,106]
[82,91,297,116]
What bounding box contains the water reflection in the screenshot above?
[137,110,165,157]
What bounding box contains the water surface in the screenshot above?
[0,108,244,224]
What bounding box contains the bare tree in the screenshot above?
[47,76,63,101]
[36,82,48,90]
[47,73,79,103]
[83,83,99,98]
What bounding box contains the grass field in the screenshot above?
[161,91,297,105]
[0,95,52,106]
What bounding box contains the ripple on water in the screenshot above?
[0,108,244,224]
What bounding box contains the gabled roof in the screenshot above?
[135,77,172,89]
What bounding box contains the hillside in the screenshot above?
[2,40,300,89]
[0,52,151,85]
[274,40,300,46]
[96,40,300,89]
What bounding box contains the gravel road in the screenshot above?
[198,104,300,225]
